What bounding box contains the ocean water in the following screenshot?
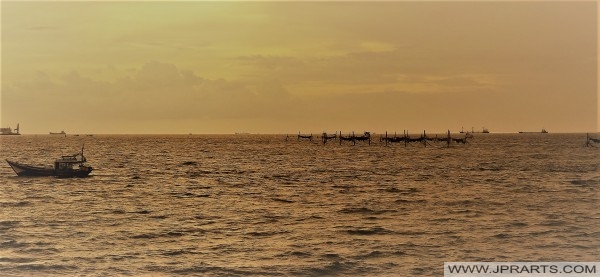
[0,133,598,276]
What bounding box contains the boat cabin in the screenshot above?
[54,155,84,171]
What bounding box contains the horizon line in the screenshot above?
[3,131,599,136]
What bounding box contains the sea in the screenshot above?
[0,133,598,276]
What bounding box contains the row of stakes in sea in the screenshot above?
[288,131,600,147]
[287,130,471,147]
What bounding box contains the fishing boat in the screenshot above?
[0,124,20,135]
[6,146,92,177]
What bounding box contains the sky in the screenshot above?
[1,1,597,134]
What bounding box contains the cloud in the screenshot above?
[2,2,596,133]
[3,61,301,126]
[235,55,305,71]
[229,50,501,97]
[2,61,476,132]
[359,41,396,53]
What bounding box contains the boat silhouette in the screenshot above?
[6,146,92,177]
[0,124,20,135]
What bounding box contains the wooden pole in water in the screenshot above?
[423,130,426,147]
[404,130,407,148]
[586,133,590,147]
[447,130,451,148]
[385,131,388,146]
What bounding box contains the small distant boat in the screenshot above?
[50,131,67,135]
[6,146,92,177]
[0,124,20,135]
[519,129,548,134]
[461,127,489,134]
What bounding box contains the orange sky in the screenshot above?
[1,1,597,134]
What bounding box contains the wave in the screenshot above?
[0,240,28,249]
[358,250,384,259]
[131,233,166,239]
[245,230,290,237]
[15,264,78,271]
[345,227,393,235]
[167,264,260,275]
[508,221,528,227]
[0,201,30,207]
[271,197,294,203]
[338,207,394,215]
[395,198,427,204]
[540,220,567,227]
[300,261,348,276]
[275,250,312,257]
[159,249,196,256]
[172,192,210,198]
[492,233,511,239]
[131,229,204,239]
[570,179,599,186]
[0,220,20,231]
[0,257,36,263]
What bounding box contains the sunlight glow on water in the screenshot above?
[1,134,599,276]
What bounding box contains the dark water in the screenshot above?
[1,133,598,276]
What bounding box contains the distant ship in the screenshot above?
[519,129,548,134]
[0,124,20,135]
[460,127,490,134]
[50,131,67,135]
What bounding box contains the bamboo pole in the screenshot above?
[587,133,590,147]
[385,131,388,146]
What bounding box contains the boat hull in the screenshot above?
[6,160,92,177]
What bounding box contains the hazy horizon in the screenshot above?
[0,130,596,136]
[1,1,598,134]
